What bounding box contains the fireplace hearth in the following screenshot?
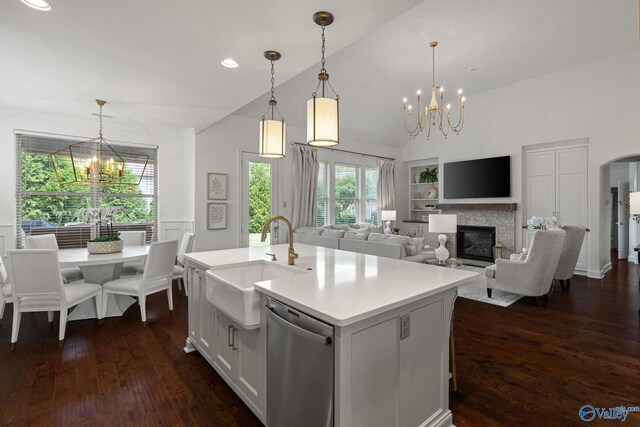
[457,225,496,263]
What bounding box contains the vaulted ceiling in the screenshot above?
[1,0,638,144]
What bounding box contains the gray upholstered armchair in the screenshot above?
[484,229,566,306]
[554,224,587,289]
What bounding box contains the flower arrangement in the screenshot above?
[75,206,127,242]
[526,215,559,230]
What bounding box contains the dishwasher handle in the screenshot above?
[266,305,332,346]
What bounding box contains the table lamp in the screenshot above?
[381,210,396,235]
[428,214,457,264]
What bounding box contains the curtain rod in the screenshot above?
[291,142,395,161]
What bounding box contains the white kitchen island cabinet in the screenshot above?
[185,244,477,427]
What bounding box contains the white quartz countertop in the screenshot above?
[185,244,478,327]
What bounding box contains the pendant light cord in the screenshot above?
[432,45,436,86]
[98,103,103,139]
[270,59,275,120]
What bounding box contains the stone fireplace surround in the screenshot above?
[436,204,517,263]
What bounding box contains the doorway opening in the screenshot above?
[241,152,278,248]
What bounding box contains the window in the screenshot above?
[316,162,328,226]
[364,167,378,225]
[16,133,158,248]
[334,164,359,225]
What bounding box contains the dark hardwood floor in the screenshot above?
[0,255,638,426]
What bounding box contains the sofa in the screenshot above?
[293,224,436,263]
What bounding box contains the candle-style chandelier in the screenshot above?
[50,99,148,185]
[402,41,465,140]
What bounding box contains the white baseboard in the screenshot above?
[588,262,612,279]
[627,256,638,264]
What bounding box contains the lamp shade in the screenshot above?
[307,97,339,146]
[381,210,396,221]
[429,214,457,233]
[259,118,285,158]
[631,192,640,214]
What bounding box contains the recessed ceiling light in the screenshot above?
[468,67,478,72]
[20,0,52,11]
[221,58,239,68]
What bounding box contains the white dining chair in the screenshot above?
[119,231,147,275]
[0,255,12,320]
[26,234,84,283]
[6,249,103,349]
[174,232,195,295]
[102,240,179,326]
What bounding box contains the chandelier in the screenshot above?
[307,11,340,147]
[402,41,465,140]
[50,100,148,185]
[259,50,285,158]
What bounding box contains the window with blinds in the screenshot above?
[334,164,359,225]
[316,162,328,227]
[364,167,378,225]
[15,133,158,249]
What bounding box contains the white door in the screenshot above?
[618,183,629,259]
[241,152,279,247]
[526,150,556,220]
[556,147,588,270]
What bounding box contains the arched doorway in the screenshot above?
[600,154,640,269]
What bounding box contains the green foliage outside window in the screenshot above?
[248,162,271,234]
[20,153,152,225]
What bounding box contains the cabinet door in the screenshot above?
[236,326,266,416]
[526,150,556,219]
[196,270,214,361]
[187,267,198,345]
[213,310,237,382]
[399,301,445,426]
[556,147,588,271]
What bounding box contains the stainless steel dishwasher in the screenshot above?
[266,297,334,427]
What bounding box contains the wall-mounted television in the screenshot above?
[443,155,511,199]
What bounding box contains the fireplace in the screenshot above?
[457,225,496,262]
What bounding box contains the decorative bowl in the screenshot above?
[87,239,123,254]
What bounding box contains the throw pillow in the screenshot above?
[344,230,369,240]
[322,229,346,238]
[295,226,324,235]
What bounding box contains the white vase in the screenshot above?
[414,173,420,183]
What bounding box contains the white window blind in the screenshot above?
[364,167,378,225]
[316,162,328,227]
[334,164,359,225]
[15,133,158,248]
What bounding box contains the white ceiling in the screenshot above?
[1,0,638,144]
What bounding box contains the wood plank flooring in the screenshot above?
[0,255,638,426]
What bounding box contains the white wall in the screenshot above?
[0,108,192,252]
[400,50,640,277]
[194,114,401,252]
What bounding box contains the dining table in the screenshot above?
[58,245,150,321]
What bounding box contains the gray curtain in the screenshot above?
[291,145,319,230]
[377,159,396,214]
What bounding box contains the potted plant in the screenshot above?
[75,206,127,254]
[419,167,438,184]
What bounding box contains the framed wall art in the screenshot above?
[208,173,227,200]
[207,203,227,230]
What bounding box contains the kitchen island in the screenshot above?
[184,243,478,427]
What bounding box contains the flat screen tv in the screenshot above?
[443,156,511,198]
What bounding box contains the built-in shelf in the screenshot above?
[410,182,439,186]
[411,198,438,201]
[411,209,440,212]
[404,220,429,224]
